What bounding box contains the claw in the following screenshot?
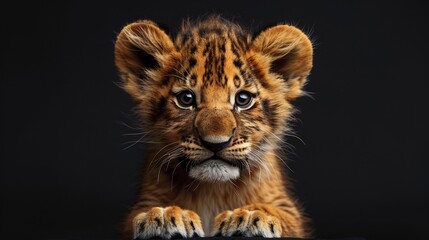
[212,208,282,238]
[133,206,204,239]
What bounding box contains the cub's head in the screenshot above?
[115,17,312,183]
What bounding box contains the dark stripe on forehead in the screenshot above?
[230,43,240,58]
[223,75,228,86]
[189,57,197,68]
[190,74,197,87]
[241,70,255,86]
[202,42,214,87]
[190,45,197,54]
[201,38,229,88]
[178,32,192,47]
[219,42,226,52]
[203,42,210,55]
[240,69,247,78]
[234,74,241,88]
[233,59,243,68]
[217,44,226,87]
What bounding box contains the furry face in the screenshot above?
[115,17,312,183]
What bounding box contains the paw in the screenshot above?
[133,206,204,239]
[211,208,282,238]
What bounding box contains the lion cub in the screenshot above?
[115,16,313,239]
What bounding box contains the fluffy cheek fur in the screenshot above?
[135,84,195,142]
[239,88,293,152]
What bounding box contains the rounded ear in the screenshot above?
[114,20,175,78]
[251,25,313,100]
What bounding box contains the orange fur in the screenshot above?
[115,16,313,239]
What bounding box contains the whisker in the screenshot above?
[184,179,198,191]
[241,159,251,179]
[165,74,188,82]
[161,146,182,170]
[193,180,202,191]
[117,121,142,130]
[122,132,150,150]
[177,62,191,78]
[228,180,240,198]
[122,140,167,145]
[284,132,306,145]
[259,135,295,173]
[165,65,188,79]
[252,145,276,168]
[264,134,295,153]
[153,144,184,184]
[122,131,152,136]
[150,142,180,172]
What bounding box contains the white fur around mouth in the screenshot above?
[188,159,240,182]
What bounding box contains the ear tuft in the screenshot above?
[251,25,313,100]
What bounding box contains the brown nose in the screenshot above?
[195,109,236,152]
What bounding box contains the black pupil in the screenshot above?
[237,92,251,106]
[180,91,193,105]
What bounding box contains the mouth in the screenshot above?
[182,156,242,182]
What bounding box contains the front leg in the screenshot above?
[133,206,204,239]
[211,203,305,238]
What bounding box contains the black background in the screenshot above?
[1,1,428,239]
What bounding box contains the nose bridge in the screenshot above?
[195,108,236,140]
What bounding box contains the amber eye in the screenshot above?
[176,90,195,108]
[235,91,254,108]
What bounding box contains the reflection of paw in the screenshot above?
[133,206,204,239]
[211,208,282,238]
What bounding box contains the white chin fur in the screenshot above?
[188,159,240,182]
